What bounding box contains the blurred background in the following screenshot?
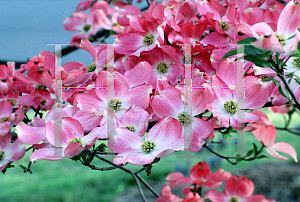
[1,1,300,202]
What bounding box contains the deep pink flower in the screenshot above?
[205,176,272,202]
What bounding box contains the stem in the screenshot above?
[132,172,147,202]
[277,74,300,110]
[275,127,300,136]
[136,174,160,198]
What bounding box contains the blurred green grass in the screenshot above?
[1,108,300,202]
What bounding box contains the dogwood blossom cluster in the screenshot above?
[0,0,299,179]
[156,161,276,202]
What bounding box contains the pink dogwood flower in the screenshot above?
[250,111,298,162]
[152,83,214,152]
[236,0,300,56]
[205,176,273,202]
[113,117,184,165]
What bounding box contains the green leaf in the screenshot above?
[20,165,27,172]
[253,143,258,156]
[244,55,272,68]
[109,30,116,36]
[246,150,253,157]
[244,45,272,57]
[272,79,292,101]
[221,48,238,60]
[237,37,257,44]
[152,157,160,164]
[222,133,231,140]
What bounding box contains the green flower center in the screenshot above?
[1,116,9,122]
[274,32,286,46]
[157,62,168,74]
[224,100,238,114]
[125,126,135,132]
[219,21,229,30]
[69,137,83,145]
[108,99,122,111]
[0,151,5,162]
[41,99,47,106]
[36,85,46,91]
[83,24,91,32]
[261,75,272,81]
[231,196,239,202]
[87,63,97,73]
[292,58,300,68]
[143,33,154,45]
[141,140,156,153]
[178,112,192,125]
[8,99,17,106]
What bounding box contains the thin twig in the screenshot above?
[132,172,147,202]
[136,173,160,198]
[275,127,300,136]
[277,74,300,111]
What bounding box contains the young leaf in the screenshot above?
[237,37,257,44]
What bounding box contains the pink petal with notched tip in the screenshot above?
[46,117,84,148]
[115,33,144,54]
[76,0,92,12]
[120,106,150,136]
[0,133,11,150]
[201,32,230,47]
[122,84,152,110]
[117,5,141,26]
[63,12,88,31]
[166,172,192,188]
[277,1,300,38]
[263,3,285,24]
[79,39,98,64]
[64,142,84,158]
[0,99,12,118]
[252,34,285,53]
[241,7,263,26]
[192,84,214,116]
[252,125,276,147]
[241,76,270,109]
[186,117,213,152]
[125,61,152,88]
[268,142,298,162]
[205,189,227,202]
[236,23,260,39]
[216,60,240,88]
[265,147,288,161]
[15,123,46,145]
[76,94,106,115]
[283,28,300,57]
[152,87,183,118]
[113,149,155,165]
[114,127,143,153]
[146,117,182,145]
[29,148,64,162]
[211,75,232,101]
[0,122,11,136]
[5,139,26,161]
[73,106,101,132]
[87,126,107,140]
[224,176,254,197]
[127,14,144,32]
